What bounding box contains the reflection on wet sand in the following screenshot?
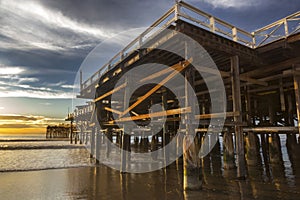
[3,133,300,199]
[73,133,300,200]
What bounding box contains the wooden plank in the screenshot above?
[243,127,298,132]
[195,111,239,119]
[114,107,191,123]
[104,107,122,115]
[139,62,183,83]
[120,59,192,117]
[94,82,127,103]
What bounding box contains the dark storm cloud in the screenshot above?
[39,0,172,29]
[0,0,299,99]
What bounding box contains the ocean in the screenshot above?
[0,134,92,172]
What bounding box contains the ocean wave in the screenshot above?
[0,141,93,173]
[0,145,86,150]
[0,164,93,173]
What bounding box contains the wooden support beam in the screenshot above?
[120,59,192,117]
[162,91,170,166]
[113,107,191,123]
[195,111,239,119]
[293,67,300,134]
[241,57,300,78]
[279,78,286,112]
[194,67,268,86]
[183,67,202,190]
[90,127,95,158]
[95,127,101,164]
[243,126,298,132]
[245,86,252,125]
[223,131,235,169]
[139,63,183,83]
[104,107,122,115]
[121,76,131,173]
[231,55,246,179]
[94,82,127,103]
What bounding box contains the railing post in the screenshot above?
[232,27,237,42]
[284,18,289,37]
[138,35,143,48]
[121,51,124,60]
[210,17,215,33]
[174,1,180,21]
[251,32,256,48]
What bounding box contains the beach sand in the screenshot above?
[2,163,300,200]
[1,165,183,200]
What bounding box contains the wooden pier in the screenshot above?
[46,124,74,139]
[73,1,300,190]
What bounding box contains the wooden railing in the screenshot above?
[81,1,300,91]
[253,11,300,47]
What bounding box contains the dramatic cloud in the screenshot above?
[199,0,263,9]
[0,115,42,121]
[0,114,65,128]
[0,0,114,53]
[0,66,25,75]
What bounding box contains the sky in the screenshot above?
[0,0,299,134]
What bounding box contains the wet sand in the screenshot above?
[1,161,300,200]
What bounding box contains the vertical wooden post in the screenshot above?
[162,91,170,166]
[287,94,294,126]
[231,55,246,179]
[268,97,275,125]
[74,122,78,145]
[106,129,112,158]
[90,126,95,158]
[223,131,235,169]
[245,86,252,125]
[121,129,131,173]
[260,133,271,177]
[151,135,158,160]
[279,78,286,112]
[70,122,73,144]
[121,77,131,173]
[85,127,89,145]
[293,68,300,134]
[245,131,260,166]
[183,67,202,190]
[80,125,83,144]
[268,134,282,164]
[95,127,101,164]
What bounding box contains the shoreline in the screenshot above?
[0,138,70,142]
[0,165,93,173]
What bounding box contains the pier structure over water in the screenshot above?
[73,1,300,190]
[46,124,74,139]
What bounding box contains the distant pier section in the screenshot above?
[46,124,75,139]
